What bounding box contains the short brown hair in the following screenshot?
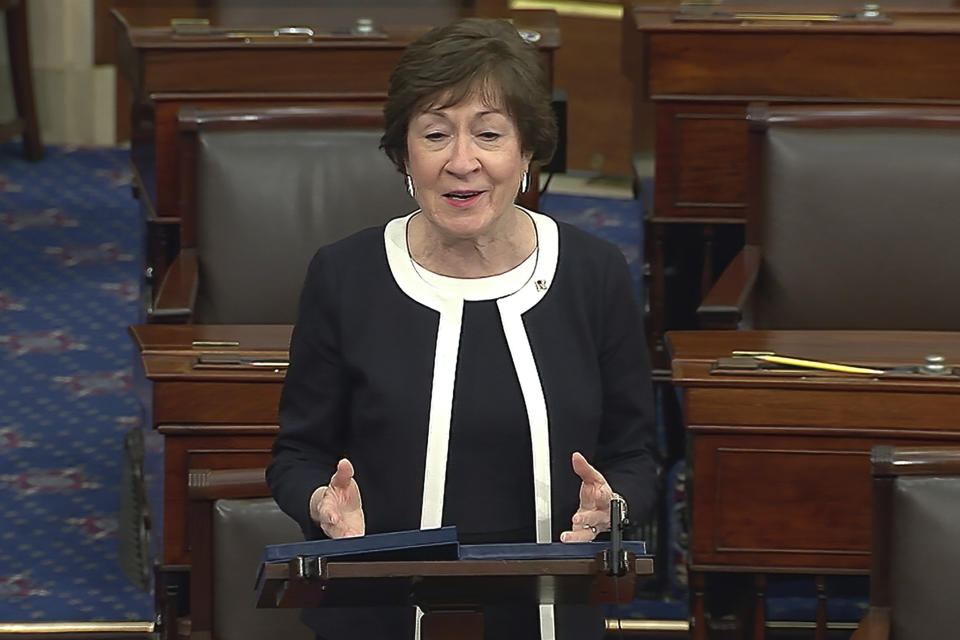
[381,18,557,173]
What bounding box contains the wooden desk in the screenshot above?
[112,7,559,296]
[130,324,291,571]
[623,4,960,366]
[668,330,960,639]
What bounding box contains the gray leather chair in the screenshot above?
[185,469,313,640]
[851,446,960,640]
[698,104,960,330]
[150,105,416,323]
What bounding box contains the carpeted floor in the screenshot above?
[0,143,152,621]
[0,142,687,625]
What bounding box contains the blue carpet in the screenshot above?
[0,142,664,622]
[0,143,152,621]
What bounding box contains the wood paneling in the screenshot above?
[647,32,960,101]
[655,103,749,217]
[554,13,635,175]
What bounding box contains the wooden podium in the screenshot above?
[668,330,960,639]
[256,553,654,640]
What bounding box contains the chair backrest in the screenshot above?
[178,105,417,324]
[212,498,313,640]
[745,105,960,330]
[188,469,314,640]
[870,446,960,640]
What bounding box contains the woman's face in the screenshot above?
[405,92,530,241]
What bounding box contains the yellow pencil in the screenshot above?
[754,354,884,375]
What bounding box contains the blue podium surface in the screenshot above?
[261,526,647,564]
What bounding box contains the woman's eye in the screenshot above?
[478,132,501,141]
[425,132,447,141]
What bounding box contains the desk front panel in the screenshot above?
[645,32,960,101]
[685,386,960,434]
[653,102,749,221]
[690,433,873,571]
[688,423,960,571]
[153,380,283,424]
[140,47,402,95]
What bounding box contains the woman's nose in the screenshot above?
[445,137,480,175]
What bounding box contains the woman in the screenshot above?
[267,18,658,640]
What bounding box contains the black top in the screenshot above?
[447,299,536,543]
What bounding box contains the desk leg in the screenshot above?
[692,571,707,640]
[155,566,187,640]
[815,575,827,640]
[421,610,483,640]
[649,222,668,368]
[752,574,766,640]
[701,224,715,299]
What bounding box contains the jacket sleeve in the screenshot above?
[593,245,660,526]
[266,247,348,540]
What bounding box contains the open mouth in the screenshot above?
[444,190,484,200]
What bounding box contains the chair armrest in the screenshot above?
[697,245,761,329]
[149,249,198,323]
[850,607,891,640]
[187,468,270,502]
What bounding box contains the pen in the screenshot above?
[754,354,884,375]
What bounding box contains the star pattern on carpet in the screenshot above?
[0,468,103,495]
[0,208,78,230]
[0,330,88,356]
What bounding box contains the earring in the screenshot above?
[405,174,415,198]
[519,170,530,194]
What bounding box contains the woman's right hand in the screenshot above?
[309,458,365,538]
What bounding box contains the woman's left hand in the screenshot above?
[560,451,614,543]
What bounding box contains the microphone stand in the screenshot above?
[604,498,628,577]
